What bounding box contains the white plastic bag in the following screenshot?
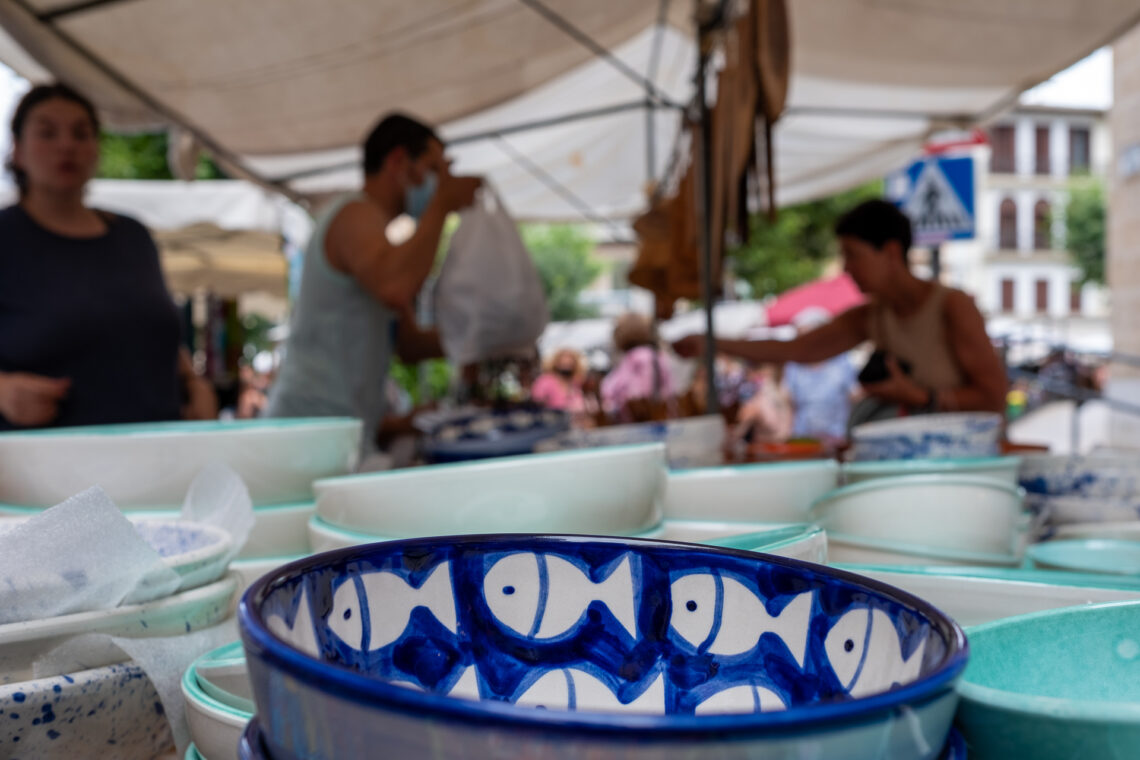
[435,188,549,365]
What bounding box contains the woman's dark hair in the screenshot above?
[362,112,439,175]
[835,199,913,263]
[7,82,100,195]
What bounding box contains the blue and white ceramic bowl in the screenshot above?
[0,662,172,758]
[0,418,361,508]
[238,717,270,760]
[420,406,570,463]
[240,535,967,759]
[1019,454,1140,501]
[851,413,1002,462]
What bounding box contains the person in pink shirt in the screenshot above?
[601,313,677,421]
[531,348,586,413]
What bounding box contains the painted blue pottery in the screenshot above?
[851,414,1002,462]
[423,406,569,463]
[238,717,270,760]
[240,534,967,759]
[956,600,1140,759]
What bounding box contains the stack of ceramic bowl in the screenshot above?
[184,641,254,760]
[0,418,363,590]
[850,412,1003,462]
[536,415,726,468]
[0,518,239,758]
[1019,452,1140,531]
[309,444,668,550]
[812,475,1028,567]
[238,535,968,759]
[842,455,1022,487]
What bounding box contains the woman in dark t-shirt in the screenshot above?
[0,83,216,430]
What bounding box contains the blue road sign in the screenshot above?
[886,155,976,245]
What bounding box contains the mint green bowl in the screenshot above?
[957,600,1140,758]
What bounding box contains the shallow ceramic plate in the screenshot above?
[184,641,253,760]
[662,460,839,523]
[957,601,1140,759]
[1027,539,1140,575]
[842,456,1020,487]
[0,418,361,508]
[240,535,965,759]
[1052,521,1140,542]
[836,563,1140,627]
[811,475,1027,558]
[0,574,238,683]
[0,662,172,758]
[314,444,665,538]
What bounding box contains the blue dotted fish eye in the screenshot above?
[844,639,855,652]
[503,586,515,595]
[686,600,698,612]
[343,608,352,620]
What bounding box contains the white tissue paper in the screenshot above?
[180,461,254,566]
[0,488,180,625]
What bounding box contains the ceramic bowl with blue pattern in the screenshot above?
[0,418,362,509]
[420,405,570,463]
[239,535,967,759]
[851,413,1002,462]
[1018,454,1140,527]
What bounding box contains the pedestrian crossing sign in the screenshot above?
[887,156,976,244]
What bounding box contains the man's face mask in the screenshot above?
[404,167,438,220]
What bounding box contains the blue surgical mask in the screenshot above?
[404,171,437,220]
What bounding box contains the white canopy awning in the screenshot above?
[0,1,1137,218]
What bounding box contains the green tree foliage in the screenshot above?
[1064,180,1106,286]
[520,224,603,321]
[98,131,226,180]
[728,181,883,298]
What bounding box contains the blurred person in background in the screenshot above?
[602,313,677,423]
[0,83,215,430]
[782,307,859,443]
[531,348,586,413]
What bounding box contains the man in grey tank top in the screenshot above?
[268,114,481,454]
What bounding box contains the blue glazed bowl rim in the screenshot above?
[239,534,969,738]
[958,600,1140,722]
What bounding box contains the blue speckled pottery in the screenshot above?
[0,662,171,758]
[852,414,1002,462]
[240,535,967,759]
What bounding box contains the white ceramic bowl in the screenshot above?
[836,564,1140,627]
[1052,521,1140,542]
[315,444,665,538]
[537,416,726,468]
[851,413,1002,462]
[826,533,1022,568]
[1030,494,1140,526]
[0,574,237,683]
[0,662,172,758]
[811,475,1026,559]
[0,418,361,508]
[184,641,253,760]
[307,515,667,554]
[842,456,1021,487]
[662,460,839,522]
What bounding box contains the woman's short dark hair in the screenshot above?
[835,199,913,263]
[362,113,439,175]
[7,82,100,194]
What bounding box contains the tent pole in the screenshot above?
[695,1,722,416]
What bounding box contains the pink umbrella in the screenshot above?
[764,273,866,327]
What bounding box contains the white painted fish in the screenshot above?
[514,669,665,714]
[824,607,926,699]
[694,684,786,715]
[483,553,636,639]
[669,573,813,666]
[267,586,319,656]
[327,562,457,651]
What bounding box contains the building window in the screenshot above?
[1070,282,1083,314]
[1036,279,1049,314]
[1035,125,1051,175]
[1001,279,1015,313]
[1034,200,1051,250]
[990,126,1015,173]
[999,198,1018,249]
[1070,127,1091,174]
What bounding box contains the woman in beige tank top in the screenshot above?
[674,200,1007,426]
